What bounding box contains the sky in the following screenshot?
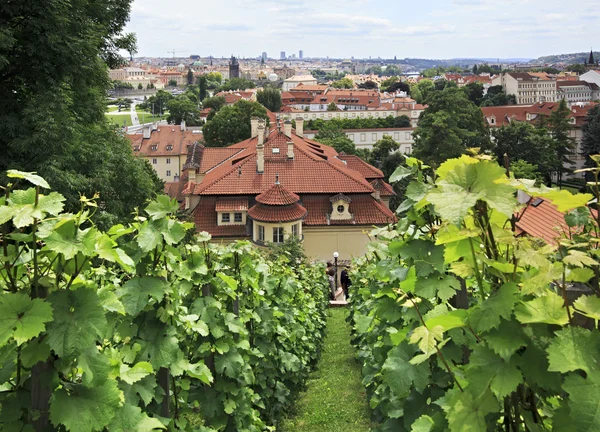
[126,0,599,60]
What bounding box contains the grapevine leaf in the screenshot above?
[567,267,595,283]
[50,381,122,432]
[415,274,460,301]
[0,293,53,346]
[538,189,593,212]
[563,250,598,268]
[399,240,445,277]
[20,338,51,367]
[145,195,179,220]
[217,272,239,291]
[136,223,162,252]
[484,320,527,361]
[424,309,467,332]
[563,371,600,432]
[409,325,444,364]
[565,207,589,227]
[382,343,429,398]
[467,346,521,400]
[547,326,600,374]
[573,295,600,320]
[95,234,134,269]
[428,157,516,225]
[215,348,244,378]
[139,324,180,370]
[127,375,157,406]
[411,415,435,432]
[120,362,154,385]
[162,219,188,245]
[443,387,499,432]
[47,289,107,357]
[514,292,569,325]
[108,403,166,431]
[522,262,562,295]
[389,165,415,182]
[6,170,50,188]
[117,277,169,315]
[186,361,214,384]
[469,283,518,332]
[78,348,111,387]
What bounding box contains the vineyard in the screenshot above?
[0,171,330,431]
[349,155,600,431]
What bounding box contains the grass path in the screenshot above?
[281,308,376,432]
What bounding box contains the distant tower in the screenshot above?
[229,55,240,79]
[280,51,286,60]
[299,50,303,59]
[261,52,267,62]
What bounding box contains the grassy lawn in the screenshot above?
[106,113,132,127]
[106,105,120,112]
[281,308,377,432]
[136,111,168,123]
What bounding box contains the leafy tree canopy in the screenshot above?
[330,77,354,89]
[202,100,268,147]
[581,105,600,170]
[412,87,491,167]
[314,124,357,155]
[0,0,162,228]
[219,77,255,91]
[167,95,201,126]
[256,87,282,112]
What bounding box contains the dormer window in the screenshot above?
[166,144,173,151]
[151,144,158,151]
[133,146,140,151]
[329,193,352,221]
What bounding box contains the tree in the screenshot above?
[167,95,200,125]
[331,77,354,89]
[137,83,143,89]
[206,71,223,84]
[220,77,255,91]
[187,69,194,85]
[581,105,600,171]
[462,81,484,106]
[510,159,542,182]
[380,76,399,92]
[393,115,411,128]
[168,79,177,87]
[256,87,282,112]
[412,87,491,167]
[203,100,268,147]
[368,136,399,168]
[314,124,357,154]
[387,80,410,94]
[547,99,575,184]
[491,121,555,182]
[327,102,338,111]
[357,80,378,89]
[567,64,586,74]
[0,0,162,228]
[198,76,208,101]
[140,90,173,114]
[481,85,516,106]
[410,80,435,104]
[202,95,226,112]
[473,64,478,74]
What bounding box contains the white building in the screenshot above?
[304,127,414,153]
[557,81,600,106]
[581,70,600,87]
[282,75,318,91]
[492,72,557,105]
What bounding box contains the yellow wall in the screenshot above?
[303,226,375,261]
[252,220,302,243]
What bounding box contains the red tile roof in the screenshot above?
[256,183,300,205]
[215,197,248,212]
[127,127,201,156]
[248,202,307,222]
[191,130,375,195]
[338,154,384,179]
[370,179,395,197]
[481,102,564,127]
[515,198,594,246]
[193,196,249,237]
[200,148,244,173]
[302,194,396,226]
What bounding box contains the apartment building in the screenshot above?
[492,72,557,104]
[304,127,415,153]
[557,81,600,105]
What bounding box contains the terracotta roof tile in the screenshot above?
[256,183,300,205]
[200,148,244,173]
[338,154,384,179]
[370,179,395,196]
[215,197,248,212]
[248,202,307,222]
[193,196,249,237]
[128,127,201,157]
[302,194,396,226]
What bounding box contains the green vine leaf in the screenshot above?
[0,293,53,347]
[514,292,569,325]
[119,362,154,385]
[563,371,600,431]
[108,403,166,431]
[382,343,429,398]
[469,283,518,332]
[50,381,122,432]
[573,295,600,320]
[547,326,600,374]
[6,170,50,189]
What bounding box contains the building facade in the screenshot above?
[492,73,557,105]
[557,81,600,105]
[304,127,415,152]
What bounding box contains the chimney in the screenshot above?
[257,122,265,173]
[143,125,151,139]
[283,119,292,138]
[287,141,294,159]
[180,120,186,131]
[257,121,265,147]
[295,117,304,137]
[250,116,259,138]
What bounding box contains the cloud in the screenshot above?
[206,23,254,31]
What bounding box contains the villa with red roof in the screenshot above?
[182,116,396,260]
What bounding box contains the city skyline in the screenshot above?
[126,0,599,60]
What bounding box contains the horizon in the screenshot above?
[125,0,599,60]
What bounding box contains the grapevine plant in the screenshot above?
[350,155,600,431]
[0,171,329,431]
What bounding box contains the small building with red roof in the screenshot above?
[182,116,396,260]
